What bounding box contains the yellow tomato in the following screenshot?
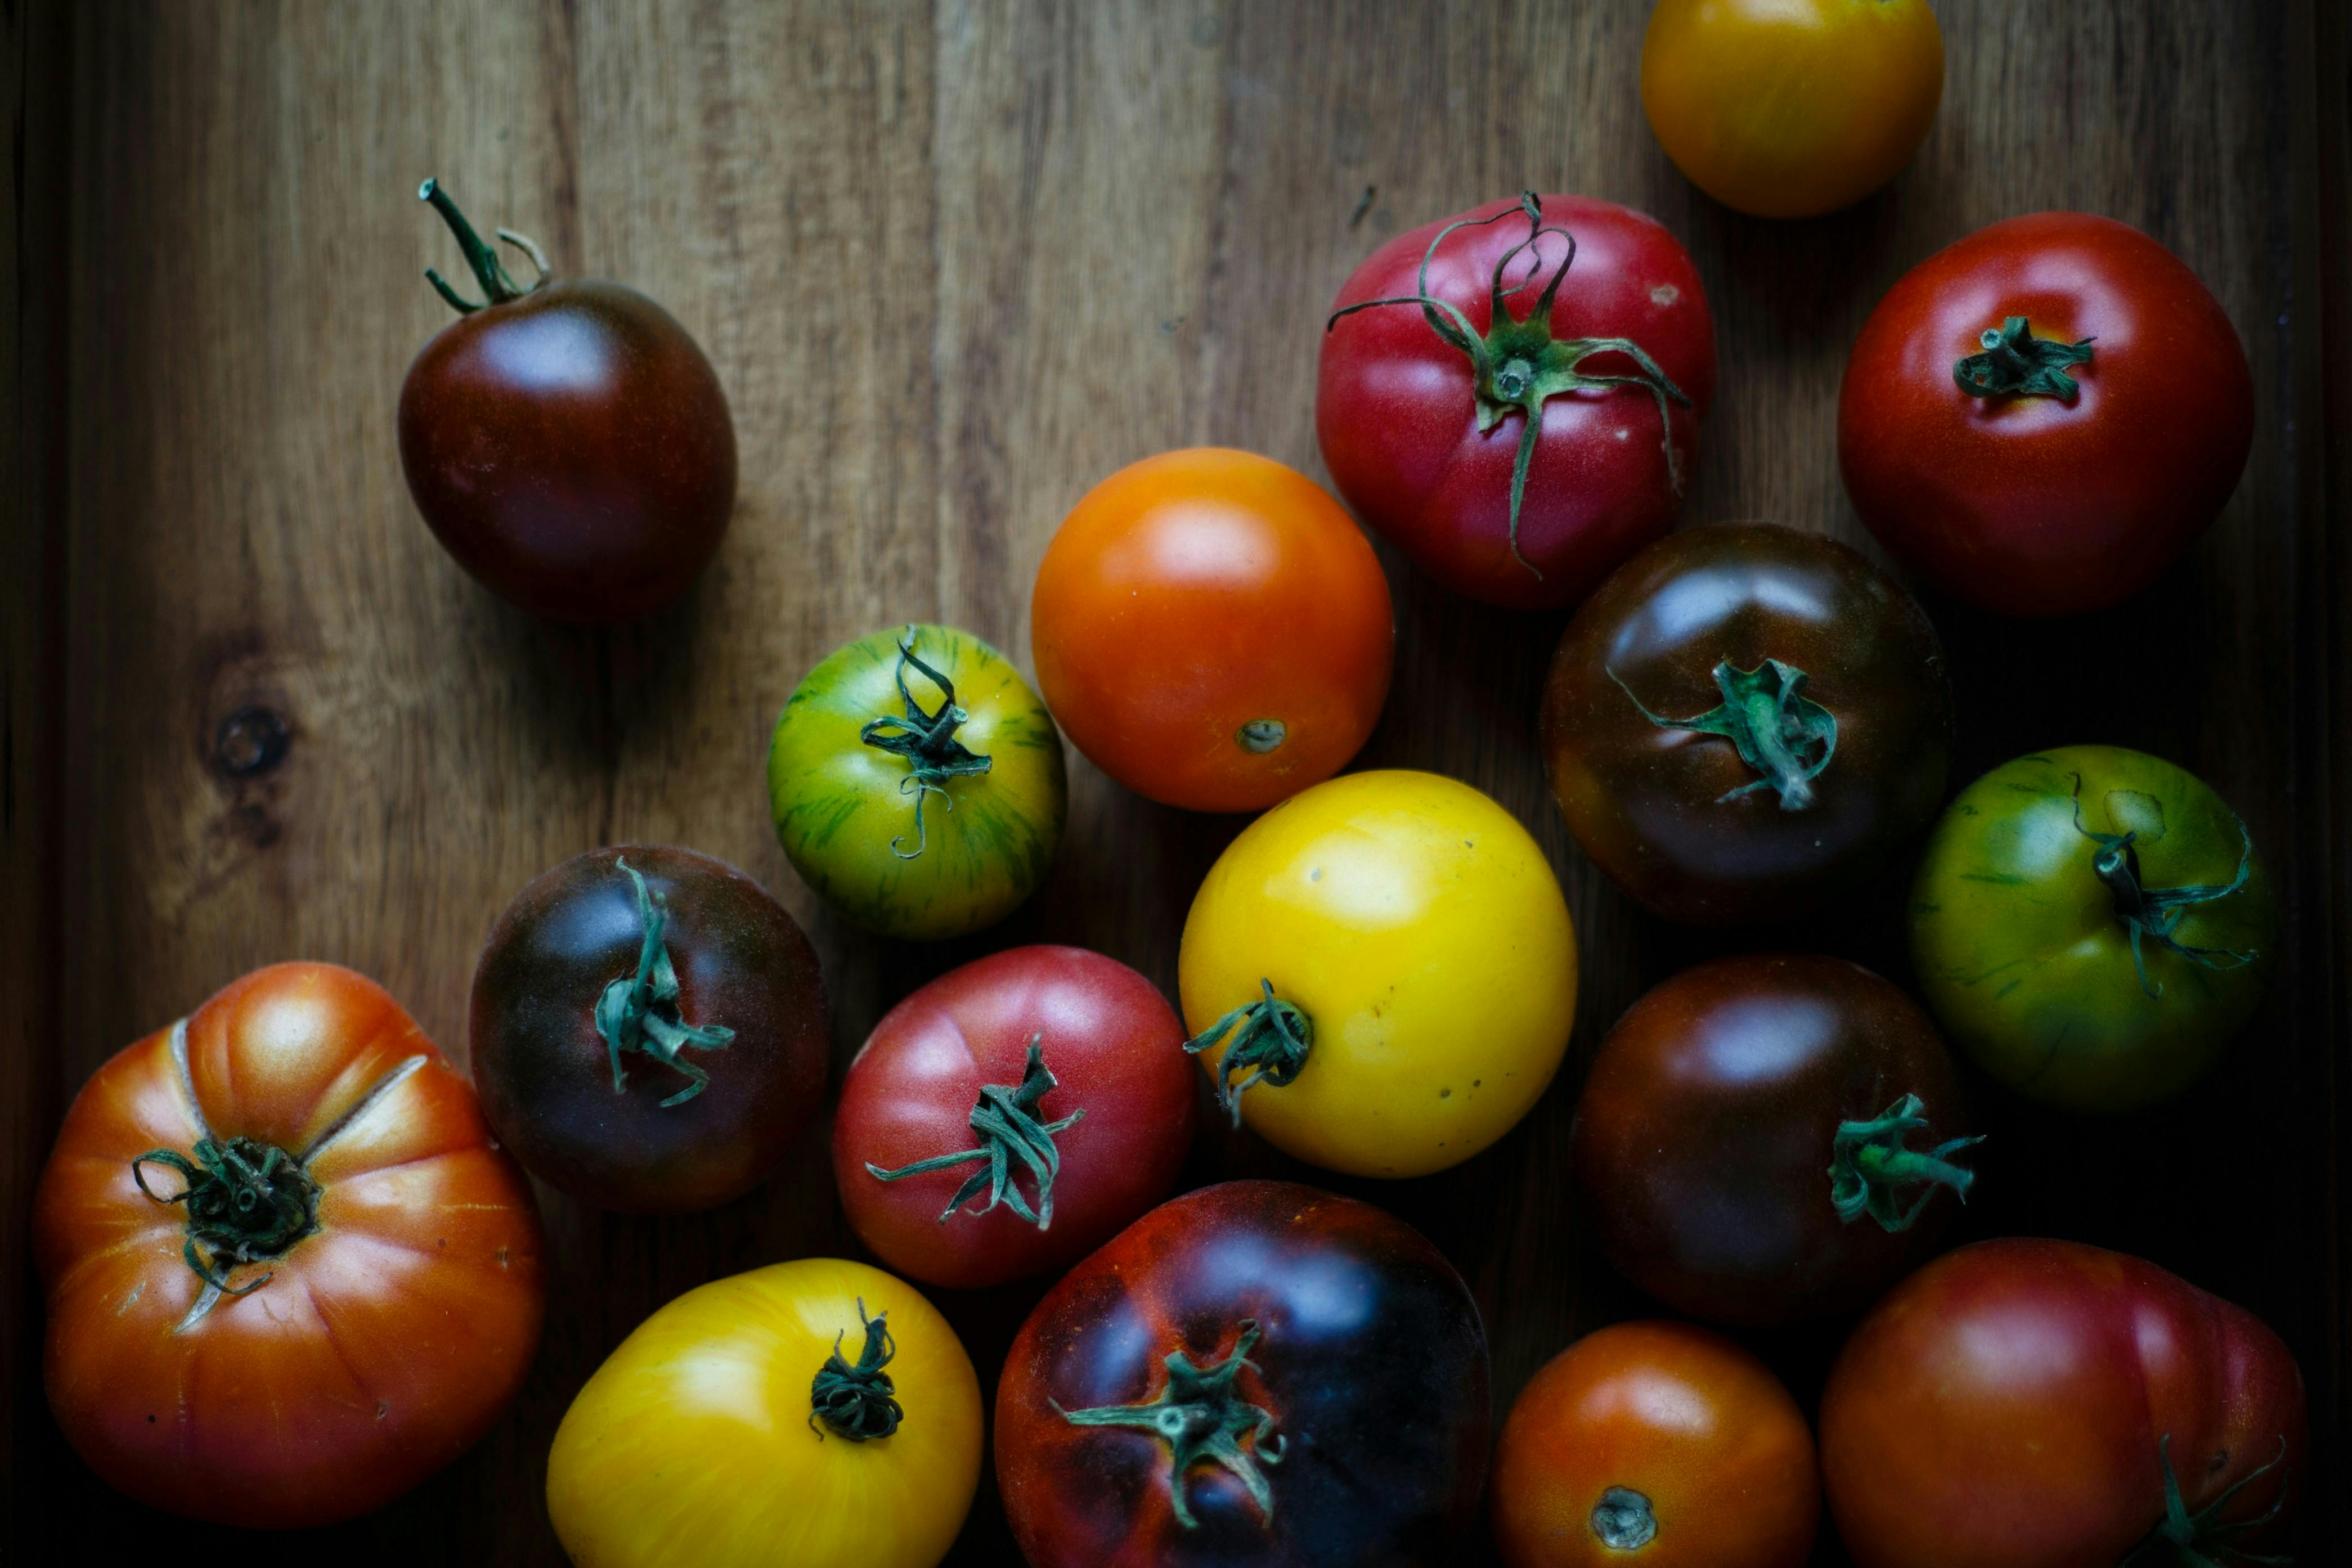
[1641,0,1944,219]
[1178,769,1578,1177]
[547,1259,981,1568]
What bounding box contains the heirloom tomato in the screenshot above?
[1492,1320,1818,1568]
[1178,769,1577,1177]
[1821,1238,2304,1568]
[997,1180,1488,1568]
[1031,448,1394,813]
[34,963,544,1527]
[1542,523,1951,924]
[1572,954,1976,1324]
[549,1258,981,1568]
[768,624,1066,940]
[1319,191,1715,609]
[470,845,829,1213]
[1641,0,1944,219]
[1840,212,2254,615]
[834,945,1195,1290]
[398,180,735,622]
[1910,745,2274,1111]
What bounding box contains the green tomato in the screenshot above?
[768,624,1066,940]
[1909,744,2274,1113]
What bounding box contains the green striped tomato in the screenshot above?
[768,624,1066,940]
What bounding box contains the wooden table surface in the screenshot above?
[7,2,2350,1563]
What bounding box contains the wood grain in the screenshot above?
[8,2,2346,1562]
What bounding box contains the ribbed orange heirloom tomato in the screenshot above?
[1642,0,1944,219]
[1031,448,1393,814]
[1491,1320,1818,1568]
[34,963,545,1527]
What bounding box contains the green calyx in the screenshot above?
[1612,659,1837,811]
[2069,776,2258,999]
[860,628,993,860]
[416,177,549,315]
[132,1135,322,1296]
[1954,316,2096,400]
[1326,191,1691,579]
[864,1034,1085,1229]
[2120,1435,2291,1567]
[1184,980,1313,1127]
[594,857,736,1107]
[1054,1321,1285,1531]
[1828,1094,1985,1233]
[809,1299,904,1442]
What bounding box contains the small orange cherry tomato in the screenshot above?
[1642,0,1943,219]
[1491,1320,1819,1568]
[1031,447,1393,813]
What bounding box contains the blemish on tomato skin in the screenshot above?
[1651,284,1680,306]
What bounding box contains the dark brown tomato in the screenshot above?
[398,181,735,623]
[1541,523,1951,925]
[1571,954,1976,1325]
[470,844,827,1214]
[997,1180,1489,1568]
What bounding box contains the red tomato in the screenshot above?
[1031,448,1393,814]
[1492,1321,1818,1568]
[833,945,1197,1290]
[34,963,545,1526]
[1839,213,2252,616]
[1821,1238,2304,1568]
[1318,192,1716,609]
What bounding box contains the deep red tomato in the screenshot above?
[1542,523,1952,924]
[997,1180,1489,1567]
[1572,955,1976,1325]
[1031,448,1394,814]
[1319,191,1716,610]
[1839,212,2252,616]
[34,963,545,1527]
[833,945,1197,1290]
[398,179,736,622]
[1491,1320,1818,1568]
[1821,1238,2304,1568]
[470,845,829,1214]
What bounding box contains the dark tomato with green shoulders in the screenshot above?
[470,844,828,1213]
[997,1180,1489,1568]
[1910,745,2274,1112]
[1542,522,1952,924]
[1572,954,1977,1326]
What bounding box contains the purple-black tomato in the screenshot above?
[469,844,828,1214]
[1541,522,1952,924]
[996,1179,1489,1567]
[398,179,736,622]
[1572,954,1977,1325]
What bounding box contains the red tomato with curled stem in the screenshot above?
[1318,191,1716,609]
[398,178,736,622]
[832,945,1196,1290]
[1821,1237,2304,1568]
[34,964,544,1527]
[1839,212,2253,616]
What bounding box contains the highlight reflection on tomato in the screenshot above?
[995,1180,1489,1568]
[35,963,544,1527]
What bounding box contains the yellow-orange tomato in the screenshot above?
[1642,0,1943,219]
[1492,1320,1819,1568]
[1031,447,1393,813]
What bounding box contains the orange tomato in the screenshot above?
[1491,1320,1818,1568]
[1642,0,1943,219]
[34,963,545,1526]
[1030,447,1393,812]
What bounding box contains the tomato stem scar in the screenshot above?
[1053,1321,1285,1529]
[1183,980,1313,1126]
[1828,1094,1984,1233]
[864,1034,1085,1229]
[594,857,737,1107]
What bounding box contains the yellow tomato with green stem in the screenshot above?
[1642,0,1944,219]
[1178,769,1578,1177]
[547,1258,981,1568]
